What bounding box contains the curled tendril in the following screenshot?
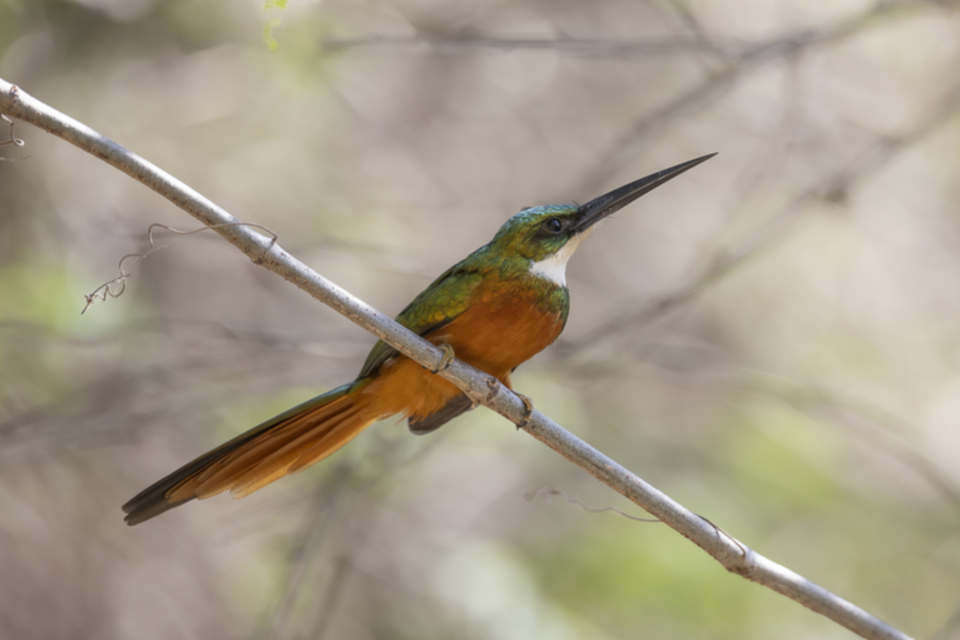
[0,114,26,158]
[82,221,278,314]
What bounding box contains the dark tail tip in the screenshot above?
[122,487,195,526]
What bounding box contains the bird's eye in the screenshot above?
[544,217,564,234]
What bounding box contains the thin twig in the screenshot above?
[573,0,936,197]
[525,483,659,523]
[664,0,727,61]
[0,77,915,640]
[563,80,960,353]
[264,463,350,640]
[321,0,934,64]
[321,2,940,203]
[258,435,446,639]
[759,380,960,513]
[323,34,732,59]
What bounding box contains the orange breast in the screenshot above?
[431,286,565,375]
[361,279,566,422]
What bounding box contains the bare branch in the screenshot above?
[573,0,943,196]
[0,77,915,640]
[563,80,960,353]
[759,380,960,513]
[321,0,935,65]
[662,0,728,62]
[266,463,351,640]
[323,34,731,59]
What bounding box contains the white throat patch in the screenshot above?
[529,229,593,286]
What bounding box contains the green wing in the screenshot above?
[357,260,484,379]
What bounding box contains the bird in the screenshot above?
[122,153,715,525]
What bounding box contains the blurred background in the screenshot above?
[2,0,960,638]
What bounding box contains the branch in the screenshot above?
[323,34,729,58]
[320,0,933,63]
[0,78,914,640]
[571,0,941,196]
[562,78,960,353]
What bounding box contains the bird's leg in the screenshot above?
[428,343,456,374]
[514,392,535,430]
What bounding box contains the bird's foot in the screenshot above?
[428,343,456,374]
[514,392,535,430]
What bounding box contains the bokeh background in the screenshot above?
[2,0,960,638]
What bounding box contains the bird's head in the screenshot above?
[488,153,715,286]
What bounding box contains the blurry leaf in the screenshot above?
[263,0,287,50]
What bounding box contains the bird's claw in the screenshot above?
[428,343,456,374]
[515,392,535,430]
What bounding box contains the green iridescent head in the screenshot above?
[487,153,716,269]
[489,204,581,262]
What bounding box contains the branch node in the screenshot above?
[484,376,501,403]
[697,513,749,564]
[250,230,278,265]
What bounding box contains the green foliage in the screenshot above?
[263,0,287,50]
[0,264,79,333]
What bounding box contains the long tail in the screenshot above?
[123,380,376,526]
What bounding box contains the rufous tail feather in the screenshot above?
[122,380,377,525]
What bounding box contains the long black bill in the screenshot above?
[572,153,716,233]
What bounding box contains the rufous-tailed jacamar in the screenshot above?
[123,154,714,525]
